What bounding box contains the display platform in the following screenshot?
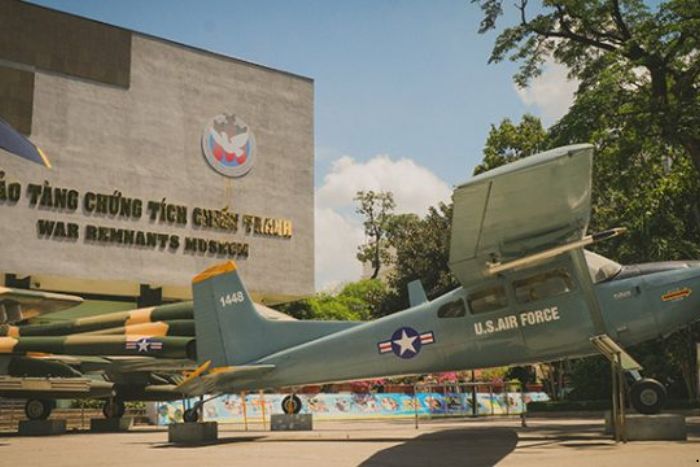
[168,422,218,443]
[18,419,66,436]
[90,417,133,432]
[604,412,687,440]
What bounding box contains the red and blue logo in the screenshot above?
[378,327,435,359]
[201,113,256,177]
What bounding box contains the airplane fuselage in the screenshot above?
[224,258,700,392]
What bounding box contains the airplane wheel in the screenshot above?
[281,394,302,415]
[103,400,126,419]
[25,399,53,420]
[183,408,199,423]
[630,378,666,415]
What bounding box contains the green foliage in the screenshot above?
[566,356,612,401]
[355,190,396,279]
[473,114,548,175]
[473,0,700,173]
[380,203,459,314]
[276,279,388,321]
[470,0,700,400]
[480,366,510,382]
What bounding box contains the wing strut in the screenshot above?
[486,227,626,275]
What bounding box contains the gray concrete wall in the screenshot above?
[0,33,314,300]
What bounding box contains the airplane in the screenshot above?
[175,144,700,422]
[0,287,83,324]
[0,297,321,420]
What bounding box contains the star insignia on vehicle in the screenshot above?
[377,327,435,359]
[125,337,164,353]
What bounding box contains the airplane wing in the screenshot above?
[449,144,594,287]
[0,287,83,324]
[0,116,52,167]
[105,357,197,373]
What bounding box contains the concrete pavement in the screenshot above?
[0,416,697,466]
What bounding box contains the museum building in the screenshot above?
[0,1,315,307]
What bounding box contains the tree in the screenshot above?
[355,191,396,279]
[381,204,459,314]
[473,1,700,399]
[276,279,388,321]
[473,114,548,175]
[473,0,700,174]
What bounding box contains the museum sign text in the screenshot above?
[0,170,294,259]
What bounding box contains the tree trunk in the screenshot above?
[681,137,700,179]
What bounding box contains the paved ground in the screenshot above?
[0,415,698,466]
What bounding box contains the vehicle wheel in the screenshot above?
[25,399,53,420]
[103,400,126,419]
[183,408,199,423]
[281,394,302,415]
[630,378,666,415]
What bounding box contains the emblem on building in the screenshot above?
[201,113,256,177]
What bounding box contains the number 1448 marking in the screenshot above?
[220,291,244,307]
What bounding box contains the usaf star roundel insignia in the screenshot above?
[125,337,163,353]
[377,327,435,359]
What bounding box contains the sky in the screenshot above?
[30,0,577,290]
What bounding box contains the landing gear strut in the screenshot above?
[629,378,667,415]
[103,399,125,419]
[281,394,302,414]
[182,395,216,423]
[25,399,54,420]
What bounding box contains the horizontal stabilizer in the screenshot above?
[176,363,275,395]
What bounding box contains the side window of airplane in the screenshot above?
[467,286,508,314]
[513,268,576,304]
[437,298,466,318]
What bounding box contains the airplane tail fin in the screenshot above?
[192,261,270,367]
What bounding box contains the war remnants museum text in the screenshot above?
[1,171,293,259]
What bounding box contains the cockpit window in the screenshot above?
[584,250,622,283]
[513,268,575,304]
[437,298,466,318]
[467,286,508,314]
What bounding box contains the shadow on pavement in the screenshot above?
[359,427,517,467]
[151,436,265,448]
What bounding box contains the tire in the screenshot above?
[630,378,666,415]
[183,408,199,423]
[25,399,53,420]
[281,394,302,415]
[103,400,126,419]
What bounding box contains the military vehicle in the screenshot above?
[177,144,700,421]
[0,297,312,419]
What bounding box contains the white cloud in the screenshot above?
[515,61,579,124]
[315,155,451,291]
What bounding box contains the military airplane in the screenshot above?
[0,298,317,419]
[176,144,700,421]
